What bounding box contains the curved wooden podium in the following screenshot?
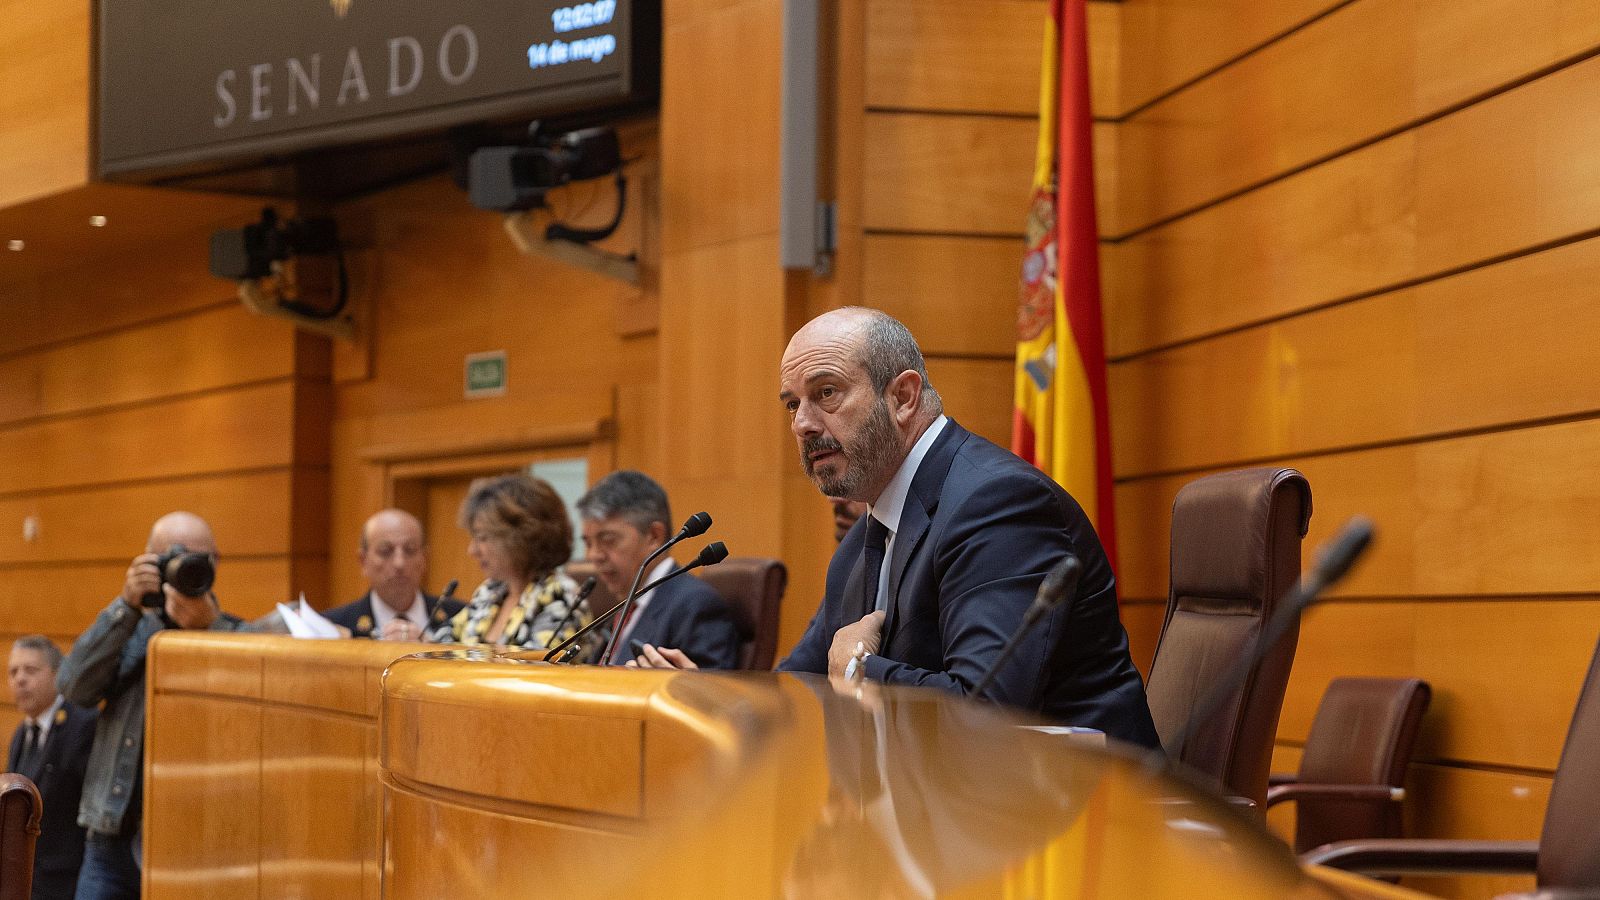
[144,634,1425,898]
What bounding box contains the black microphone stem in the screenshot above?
[598,513,710,665]
[545,576,598,650]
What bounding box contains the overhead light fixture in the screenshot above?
[6,240,22,252]
[90,216,108,227]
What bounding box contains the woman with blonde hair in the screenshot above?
[425,473,596,655]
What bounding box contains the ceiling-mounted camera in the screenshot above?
[466,124,637,284]
[208,207,354,340]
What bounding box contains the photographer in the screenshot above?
[57,511,247,900]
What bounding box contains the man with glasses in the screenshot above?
[324,509,463,640]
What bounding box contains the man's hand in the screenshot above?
[164,584,218,630]
[119,553,162,610]
[828,610,885,679]
[379,619,422,642]
[625,644,699,670]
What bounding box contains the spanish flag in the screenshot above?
[1012,0,1117,567]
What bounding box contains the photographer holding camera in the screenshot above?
[57,511,247,900]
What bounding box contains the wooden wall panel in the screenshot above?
[1115,0,1600,235]
[0,380,296,494]
[0,470,296,563]
[1116,418,1600,602]
[1280,599,1600,771]
[1110,235,1600,477]
[0,557,299,636]
[925,358,1012,449]
[0,305,296,427]
[0,0,89,207]
[1117,0,1341,115]
[863,112,1039,235]
[1109,50,1600,356]
[865,0,1121,118]
[862,234,1020,357]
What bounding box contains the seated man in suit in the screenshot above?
[8,635,96,900]
[633,307,1159,748]
[323,509,463,640]
[576,471,741,669]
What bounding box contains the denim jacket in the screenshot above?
[56,598,245,836]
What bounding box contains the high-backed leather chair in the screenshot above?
[0,773,41,900]
[1144,467,1313,807]
[1267,677,1431,853]
[1306,634,1600,895]
[699,558,787,671]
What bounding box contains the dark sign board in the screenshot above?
[97,0,658,184]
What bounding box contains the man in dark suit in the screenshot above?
[8,635,96,900]
[323,509,462,640]
[636,307,1159,747]
[577,471,741,669]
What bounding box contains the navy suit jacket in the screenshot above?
[8,700,96,900]
[611,573,741,670]
[779,419,1160,748]
[322,593,461,638]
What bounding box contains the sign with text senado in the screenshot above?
[97,0,659,180]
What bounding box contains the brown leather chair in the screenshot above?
[0,773,41,900]
[1306,635,1600,896]
[1144,467,1313,808]
[698,557,787,671]
[1267,677,1431,853]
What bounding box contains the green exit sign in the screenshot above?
[464,351,507,398]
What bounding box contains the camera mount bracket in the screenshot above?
[502,207,640,286]
[237,251,357,341]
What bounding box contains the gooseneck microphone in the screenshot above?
[439,579,459,604]
[597,512,713,665]
[545,542,730,664]
[973,555,1082,702]
[544,576,599,650]
[1159,516,1376,769]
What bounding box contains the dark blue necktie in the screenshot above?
[861,516,889,619]
[17,722,41,777]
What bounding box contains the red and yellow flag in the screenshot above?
[1012,0,1117,567]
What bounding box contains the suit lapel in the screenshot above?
[881,420,968,654]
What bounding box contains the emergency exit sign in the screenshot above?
[465,351,507,398]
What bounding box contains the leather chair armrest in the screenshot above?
[1303,838,1540,876]
[1264,782,1404,809]
[1268,772,1297,788]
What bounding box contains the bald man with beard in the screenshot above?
[58,511,248,900]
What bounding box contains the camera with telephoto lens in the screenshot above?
[140,544,216,608]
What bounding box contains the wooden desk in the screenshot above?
[143,633,433,900]
[143,634,1430,898]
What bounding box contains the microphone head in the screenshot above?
[1311,516,1376,587]
[575,576,598,601]
[1034,555,1082,612]
[679,511,713,539]
[696,541,730,567]
[440,579,460,601]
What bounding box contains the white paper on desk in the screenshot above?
[277,593,343,639]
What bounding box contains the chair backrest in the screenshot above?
[0,773,41,900]
[1293,677,1431,853]
[698,557,787,670]
[1538,632,1600,890]
[1145,467,1312,807]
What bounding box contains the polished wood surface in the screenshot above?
[1117,0,1339,115]
[1114,0,1600,235]
[864,0,1120,118]
[0,0,89,209]
[143,633,436,900]
[380,652,1411,899]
